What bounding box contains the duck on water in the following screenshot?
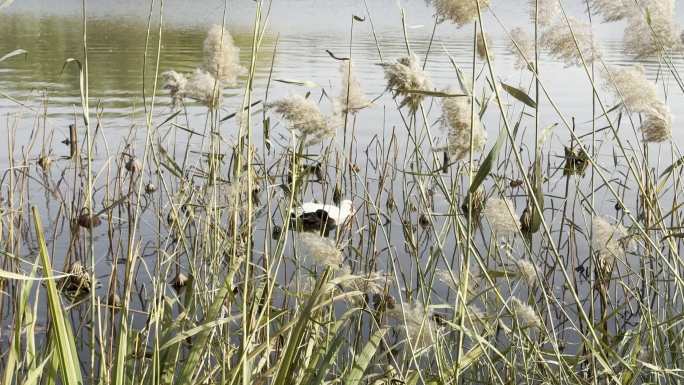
[290,200,353,235]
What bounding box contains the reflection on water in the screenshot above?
[0,13,272,117]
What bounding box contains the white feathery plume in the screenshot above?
[434,0,490,27]
[335,265,387,295]
[592,216,630,270]
[271,95,336,145]
[590,0,638,22]
[383,54,432,112]
[509,27,536,70]
[161,70,188,108]
[530,0,560,27]
[184,69,223,108]
[436,268,477,293]
[392,301,437,348]
[624,0,681,57]
[516,259,537,286]
[297,233,343,269]
[511,297,542,328]
[602,64,659,113]
[339,60,370,113]
[641,102,672,142]
[484,198,520,235]
[202,25,246,86]
[440,95,487,161]
[541,17,601,66]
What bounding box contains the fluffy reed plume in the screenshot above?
[590,0,637,22]
[336,265,386,295]
[484,197,520,235]
[440,95,486,161]
[592,216,629,270]
[339,60,370,113]
[436,268,477,293]
[511,297,542,328]
[202,25,246,86]
[383,54,432,112]
[602,65,659,113]
[184,69,223,108]
[476,32,494,60]
[541,17,601,66]
[530,0,560,27]
[393,302,437,347]
[624,0,681,57]
[434,0,490,27]
[298,233,343,268]
[509,27,536,70]
[271,95,335,145]
[641,102,672,142]
[516,259,537,286]
[161,70,188,108]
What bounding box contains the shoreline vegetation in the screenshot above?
[2,0,684,384]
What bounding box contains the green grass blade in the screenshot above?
[341,328,386,385]
[31,207,83,385]
[500,81,536,108]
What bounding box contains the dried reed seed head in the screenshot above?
[170,272,190,292]
[461,187,486,216]
[541,17,601,66]
[202,25,246,86]
[335,265,387,295]
[602,64,660,113]
[530,0,560,26]
[484,197,520,235]
[185,69,223,108]
[145,183,157,194]
[434,0,491,27]
[516,259,537,286]
[511,297,542,328]
[476,32,493,60]
[440,95,487,161]
[590,0,638,22]
[624,0,681,57]
[592,216,630,270]
[298,232,343,269]
[436,268,477,293]
[125,157,142,174]
[271,95,335,145]
[641,102,673,142]
[62,261,91,294]
[77,212,102,229]
[509,27,536,70]
[37,155,52,170]
[418,213,431,228]
[383,54,432,112]
[339,60,370,113]
[161,70,188,108]
[391,301,437,347]
[108,292,121,308]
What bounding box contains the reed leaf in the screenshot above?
[31,207,83,385]
[342,327,386,385]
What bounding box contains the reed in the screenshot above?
[1,0,684,384]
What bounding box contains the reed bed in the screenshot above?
[1,0,684,384]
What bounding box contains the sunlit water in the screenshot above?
[1,0,684,357]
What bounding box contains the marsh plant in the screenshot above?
[2,1,684,385]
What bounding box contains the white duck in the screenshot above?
[291,200,354,232]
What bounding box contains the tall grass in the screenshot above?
[1,0,684,384]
